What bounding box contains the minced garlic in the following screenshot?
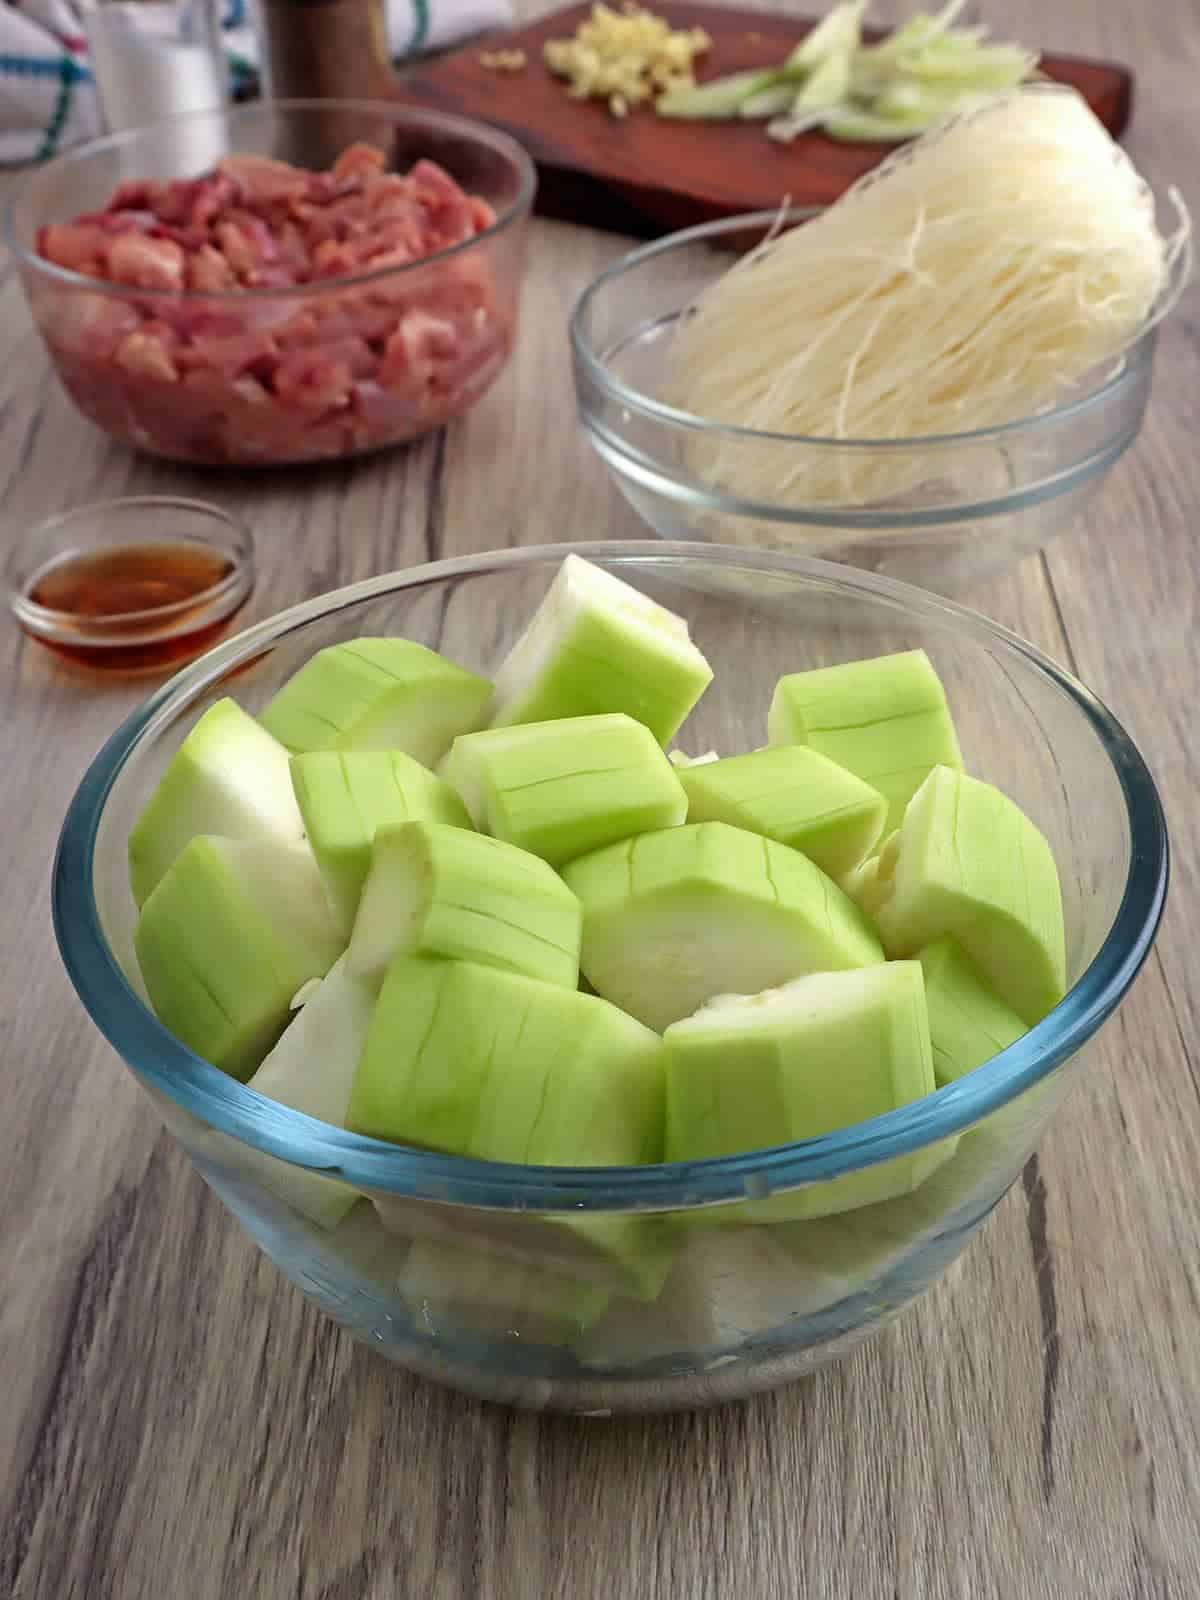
[479,48,528,73]
[543,2,710,117]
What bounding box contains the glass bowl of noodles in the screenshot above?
[570,207,1169,595]
[570,89,1188,595]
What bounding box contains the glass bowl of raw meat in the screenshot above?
[53,542,1166,1413]
[5,102,535,467]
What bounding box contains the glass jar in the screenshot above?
[82,0,228,135]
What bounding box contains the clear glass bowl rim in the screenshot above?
[4,99,538,305]
[569,206,1161,454]
[6,494,254,632]
[52,541,1168,1214]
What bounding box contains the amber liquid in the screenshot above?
[22,540,244,675]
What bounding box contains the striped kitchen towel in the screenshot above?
[0,0,513,165]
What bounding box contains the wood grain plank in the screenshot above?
[439,216,635,552]
[0,266,443,1593]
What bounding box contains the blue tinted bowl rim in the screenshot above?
[4,99,537,304]
[569,206,1163,453]
[53,540,1168,1213]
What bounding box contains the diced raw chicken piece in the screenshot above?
[170,305,250,342]
[231,375,271,407]
[178,331,278,379]
[114,326,180,383]
[310,239,361,281]
[106,232,186,290]
[215,215,281,282]
[379,311,451,386]
[43,291,139,359]
[276,223,310,279]
[218,154,309,206]
[37,222,110,274]
[187,244,236,293]
[469,197,498,232]
[273,346,357,411]
[189,173,243,230]
[320,335,374,376]
[332,142,388,182]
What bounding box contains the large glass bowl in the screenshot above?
[5,101,535,467]
[54,543,1166,1413]
[571,212,1170,594]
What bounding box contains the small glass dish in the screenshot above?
[7,495,254,675]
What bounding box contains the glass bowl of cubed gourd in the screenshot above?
[54,542,1166,1413]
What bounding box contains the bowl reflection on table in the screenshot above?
[5,101,535,468]
[570,212,1169,594]
[53,543,1166,1413]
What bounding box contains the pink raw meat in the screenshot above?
[33,143,514,465]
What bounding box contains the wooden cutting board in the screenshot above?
[395,1,1134,237]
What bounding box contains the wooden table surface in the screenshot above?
[3,1,1199,1595]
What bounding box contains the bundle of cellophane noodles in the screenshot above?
[665,85,1191,507]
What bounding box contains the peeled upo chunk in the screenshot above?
[678,743,887,877]
[665,963,949,1219]
[562,821,883,1031]
[291,749,471,936]
[127,698,305,908]
[489,555,713,745]
[261,638,492,766]
[346,820,581,990]
[867,766,1065,1025]
[443,712,687,867]
[768,649,962,831]
[134,837,344,1080]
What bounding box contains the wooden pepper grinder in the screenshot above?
[254,0,398,101]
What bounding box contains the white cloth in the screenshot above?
[0,0,512,165]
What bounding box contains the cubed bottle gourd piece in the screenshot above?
[290,749,472,936]
[573,1221,868,1370]
[134,837,345,1081]
[348,956,670,1296]
[242,954,376,1227]
[127,697,306,909]
[249,953,377,1127]
[561,820,883,1033]
[260,638,493,766]
[442,713,688,868]
[665,963,953,1221]
[346,820,581,990]
[767,648,963,831]
[918,937,1029,1085]
[370,1190,676,1304]
[397,1239,612,1343]
[840,829,896,915]
[488,555,713,746]
[866,765,1066,1026]
[678,743,888,878]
